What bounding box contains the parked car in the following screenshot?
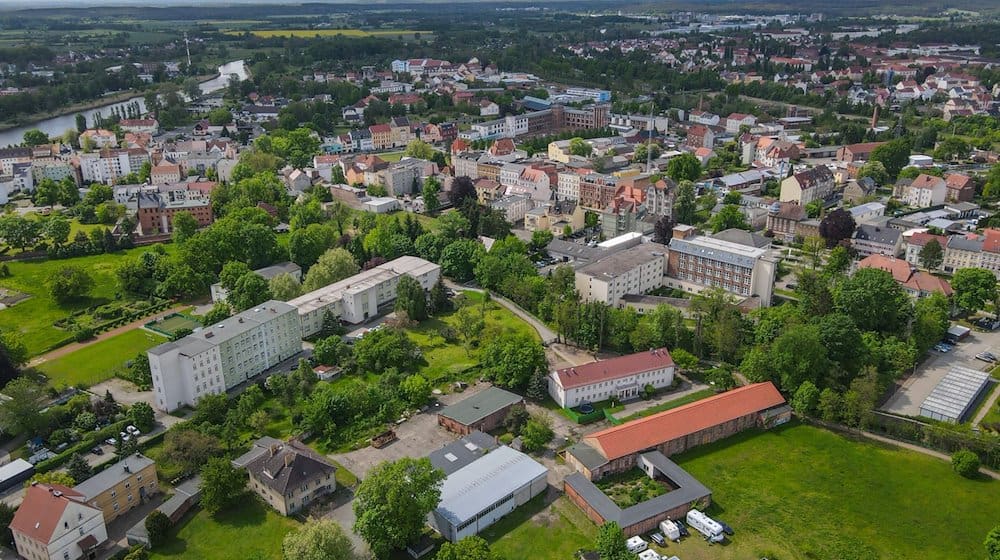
[674,519,690,538]
[105,437,117,446]
[650,532,666,546]
[975,352,997,363]
[717,520,735,536]
[120,432,130,442]
[126,425,140,436]
[90,446,103,455]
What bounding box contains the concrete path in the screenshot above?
[608,376,712,421]
[972,379,1000,427]
[28,304,189,367]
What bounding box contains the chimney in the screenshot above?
[123,464,130,474]
[284,452,294,468]
[269,444,279,457]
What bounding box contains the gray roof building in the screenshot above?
[244,440,336,496]
[919,365,991,423]
[438,387,524,429]
[74,453,156,501]
[428,431,498,476]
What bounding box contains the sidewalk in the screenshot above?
[972,379,1000,427]
[28,304,189,367]
[609,376,711,421]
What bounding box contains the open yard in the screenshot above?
[484,496,598,560]
[616,388,716,422]
[36,328,166,388]
[149,499,299,560]
[0,245,175,356]
[595,468,668,508]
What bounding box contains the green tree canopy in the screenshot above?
[834,268,911,334]
[353,458,445,558]
[282,518,356,560]
[952,268,998,314]
[199,457,246,514]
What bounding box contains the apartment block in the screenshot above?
[148,300,301,412]
[665,225,776,305]
[575,243,668,305]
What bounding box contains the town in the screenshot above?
[0,2,997,560]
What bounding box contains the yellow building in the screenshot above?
[74,453,159,523]
[234,438,337,516]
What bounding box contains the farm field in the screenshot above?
[488,423,999,560]
[0,245,175,356]
[36,328,166,388]
[225,28,431,39]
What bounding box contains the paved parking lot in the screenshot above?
[882,328,999,417]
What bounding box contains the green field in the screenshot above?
[147,313,203,337]
[484,496,598,560]
[379,151,406,162]
[149,500,299,560]
[226,28,431,39]
[0,245,174,356]
[36,328,167,388]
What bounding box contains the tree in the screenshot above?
[0,215,42,252]
[269,272,302,301]
[428,279,451,315]
[283,518,356,560]
[674,181,696,225]
[918,238,943,270]
[423,178,441,214]
[145,510,172,548]
[440,239,484,282]
[47,265,94,303]
[520,412,554,452]
[289,223,338,270]
[404,139,435,160]
[986,525,1000,560]
[911,292,949,355]
[199,457,246,514]
[228,272,272,312]
[952,449,980,478]
[352,458,445,558]
[818,208,856,248]
[817,388,842,422]
[834,268,911,334]
[400,374,431,407]
[172,211,199,244]
[666,153,702,182]
[130,402,155,432]
[825,245,851,277]
[454,305,485,351]
[123,545,149,560]
[870,138,912,179]
[45,216,71,247]
[22,129,48,146]
[952,268,998,315]
[163,428,222,476]
[595,521,631,560]
[394,275,428,321]
[0,501,14,547]
[75,113,87,133]
[28,471,75,487]
[353,328,420,374]
[569,137,593,157]
[303,248,359,292]
[0,376,47,435]
[791,381,820,415]
[530,229,554,251]
[202,303,232,326]
[435,537,501,560]
[448,176,476,208]
[709,204,749,233]
[66,453,92,483]
[480,333,546,391]
[857,160,889,186]
[805,199,823,219]
[313,336,346,366]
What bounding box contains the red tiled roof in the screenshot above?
[945,173,973,190]
[857,254,912,283]
[584,382,786,461]
[10,484,89,544]
[983,229,1000,254]
[554,348,674,390]
[369,124,391,134]
[905,271,953,296]
[907,232,947,249]
[910,174,946,191]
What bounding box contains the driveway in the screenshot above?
[882,329,1000,417]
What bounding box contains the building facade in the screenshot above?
[238,439,337,516]
[665,226,776,305]
[549,349,675,408]
[574,243,668,305]
[74,454,159,523]
[10,484,108,560]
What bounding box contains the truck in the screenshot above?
[686,509,725,543]
[659,519,681,542]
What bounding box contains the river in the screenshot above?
[0,59,248,148]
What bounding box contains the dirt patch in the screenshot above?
[0,288,31,306]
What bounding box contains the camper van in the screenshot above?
[686,509,725,543]
[659,519,681,542]
[625,536,648,554]
[637,550,661,560]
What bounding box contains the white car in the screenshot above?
[126,425,141,436]
[120,432,131,442]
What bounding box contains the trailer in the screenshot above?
[625,536,648,554]
[686,509,725,543]
[659,519,681,542]
[638,550,661,560]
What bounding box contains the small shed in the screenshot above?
[0,459,34,493]
[946,324,971,342]
[437,386,525,435]
[362,196,401,214]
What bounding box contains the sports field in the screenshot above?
[146,313,202,337]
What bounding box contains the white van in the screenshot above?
[659,519,681,542]
[686,509,725,543]
[625,536,648,554]
[637,550,661,560]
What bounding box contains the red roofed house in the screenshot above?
[566,382,789,480]
[725,112,757,134]
[836,141,886,163]
[945,172,975,202]
[368,124,392,150]
[857,254,953,298]
[549,348,675,408]
[685,125,715,150]
[904,231,948,268]
[150,161,182,185]
[10,483,108,560]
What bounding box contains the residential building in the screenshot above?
[574,243,668,305]
[579,173,619,210]
[943,233,985,274]
[9,484,108,560]
[779,166,834,205]
[211,262,302,304]
[897,174,947,207]
[645,178,676,219]
[235,438,336,516]
[665,225,777,305]
[945,173,975,202]
[491,194,532,223]
[849,201,886,224]
[904,231,948,268]
[429,445,548,543]
[74,454,159,523]
[150,161,182,184]
[438,387,525,435]
[852,224,902,257]
[384,158,434,196]
[842,177,877,204]
[766,202,807,242]
[118,119,159,135]
[565,382,789,482]
[836,142,885,162]
[369,124,392,150]
[725,112,757,134]
[980,229,1000,279]
[290,256,440,336]
[685,125,715,149]
[549,348,675,408]
[80,129,118,149]
[688,110,720,126]
[136,192,213,236]
[0,147,32,175]
[856,254,953,298]
[148,300,301,412]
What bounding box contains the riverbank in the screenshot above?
[0,71,219,133]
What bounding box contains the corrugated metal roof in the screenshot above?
[435,446,548,526]
[919,365,991,422]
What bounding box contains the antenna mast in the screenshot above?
[184,31,192,70]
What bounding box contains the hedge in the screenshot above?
[35,420,127,473]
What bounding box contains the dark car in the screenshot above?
[674,519,690,538]
[717,520,734,536]
[90,446,104,455]
[649,533,666,546]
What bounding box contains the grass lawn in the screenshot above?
[36,328,167,388]
[484,496,597,559]
[595,468,667,508]
[149,499,299,560]
[0,245,175,356]
[617,388,716,422]
[379,151,406,162]
[147,313,203,337]
[658,422,1000,560]
[406,291,538,385]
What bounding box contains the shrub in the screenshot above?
[952,449,981,478]
[145,510,171,547]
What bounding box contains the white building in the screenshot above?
[575,243,668,305]
[148,300,301,412]
[848,201,886,224]
[557,171,582,201]
[10,483,108,560]
[362,197,402,214]
[490,194,532,223]
[549,348,675,408]
[290,256,440,336]
[898,174,947,207]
